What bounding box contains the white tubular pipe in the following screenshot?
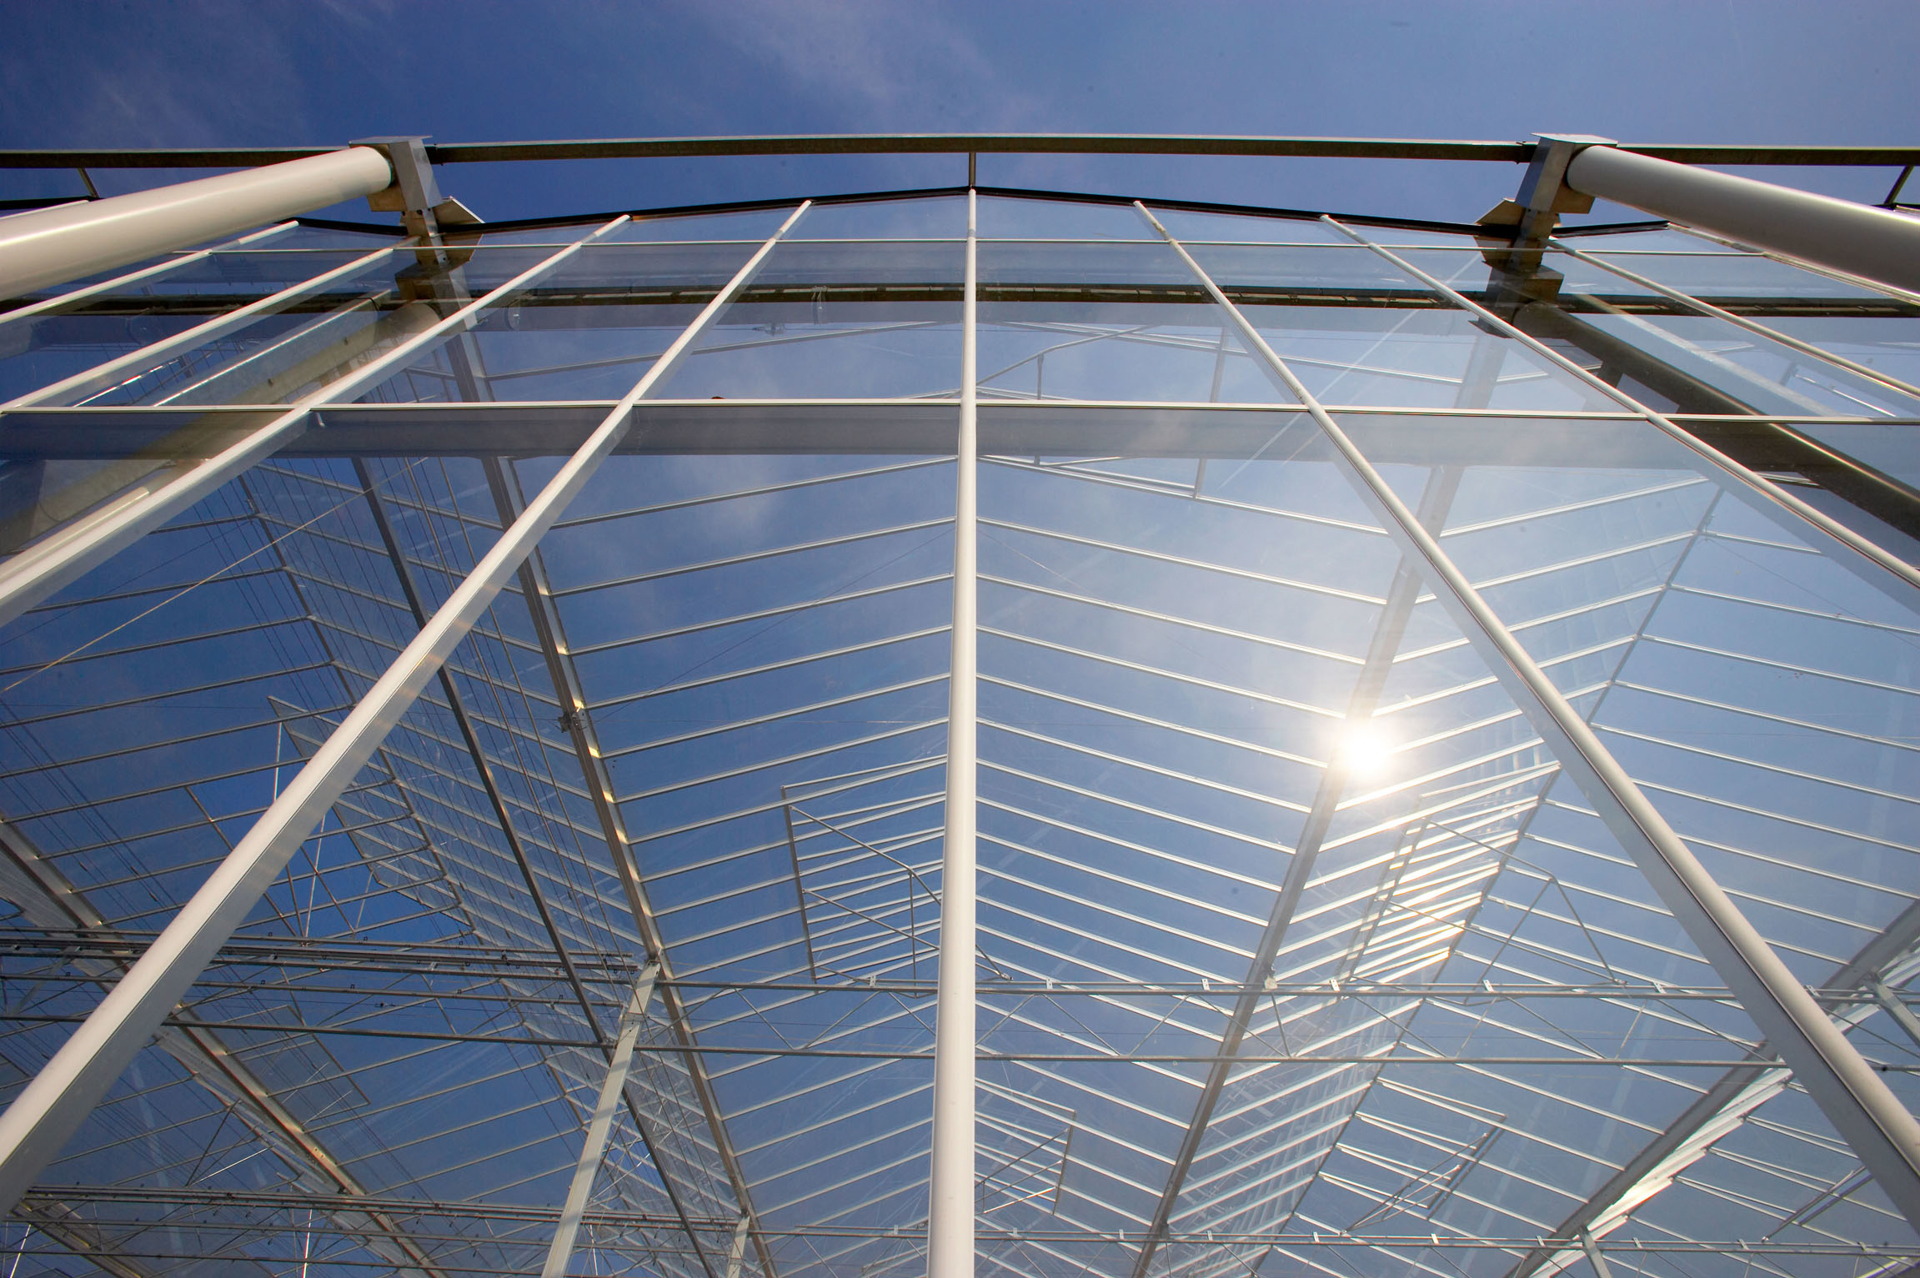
[0,148,394,299]
[1566,145,1920,294]
[927,189,977,1278]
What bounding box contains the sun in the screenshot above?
[1337,721,1396,780]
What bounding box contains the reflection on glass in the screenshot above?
[977,240,1289,403]
[656,240,965,398]
[0,246,402,404]
[1242,305,1617,410]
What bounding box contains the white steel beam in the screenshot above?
[928,187,978,1278]
[541,965,661,1278]
[0,202,809,1213]
[1144,201,1920,1234]
[1563,141,1920,295]
[0,147,393,298]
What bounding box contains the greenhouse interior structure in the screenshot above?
[0,130,1917,1278]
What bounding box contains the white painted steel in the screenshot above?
[0,148,394,298]
[0,203,809,1213]
[4,242,404,409]
[1142,202,1920,1235]
[1320,217,1920,606]
[1565,144,1920,294]
[0,223,295,330]
[0,216,628,631]
[928,188,977,1278]
[541,965,660,1278]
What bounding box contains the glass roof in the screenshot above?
[0,182,1917,1278]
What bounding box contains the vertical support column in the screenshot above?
[1141,201,1920,1233]
[927,189,978,1278]
[541,965,661,1278]
[0,204,809,1214]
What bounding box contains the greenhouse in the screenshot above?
[0,132,1916,1277]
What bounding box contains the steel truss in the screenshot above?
[0,134,1917,1278]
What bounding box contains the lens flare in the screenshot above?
[1338,721,1395,779]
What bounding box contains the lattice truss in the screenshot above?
[0,175,1915,1278]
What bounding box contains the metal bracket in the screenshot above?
[1476,133,1613,303]
[351,135,482,265]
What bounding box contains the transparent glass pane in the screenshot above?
[609,205,800,242]
[0,246,404,403]
[979,241,1285,403]
[1362,413,1920,988]
[655,239,964,399]
[353,242,762,403]
[1145,207,1344,244]
[1242,304,1617,410]
[792,196,966,239]
[1588,250,1887,300]
[976,195,1156,239]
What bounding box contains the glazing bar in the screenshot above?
[0,202,809,1214]
[0,148,393,298]
[541,965,660,1278]
[0,222,298,330]
[928,187,978,1278]
[5,241,407,409]
[1565,144,1920,294]
[1321,217,1920,605]
[1141,201,1920,1234]
[0,215,628,631]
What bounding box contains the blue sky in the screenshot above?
[3,2,1918,231]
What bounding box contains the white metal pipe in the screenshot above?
[4,242,403,409]
[1565,144,1920,295]
[0,222,295,331]
[0,202,808,1214]
[928,189,978,1278]
[0,148,394,300]
[542,965,659,1278]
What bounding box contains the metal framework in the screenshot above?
[0,132,1918,1278]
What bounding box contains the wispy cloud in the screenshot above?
[667,0,1047,129]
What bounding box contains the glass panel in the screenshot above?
[655,240,965,398]
[354,241,761,403]
[1371,412,1920,985]
[979,241,1288,403]
[1187,243,1432,291]
[976,195,1156,239]
[609,205,799,242]
[1556,227,1750,252]
[1145,207,1344,244]
[1354,225,1483,247]
[0,247,404,404]
[1588,250,1886,300]
[1241,303,1617,410]
[791,196,966,239]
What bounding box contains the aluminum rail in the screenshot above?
[927,188,977,1278]
[7,136,1920,170]
[0,147,392,298]
[1141,201,1920,1234]
[0,202,808,1213]
[1565,143,1920,294]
